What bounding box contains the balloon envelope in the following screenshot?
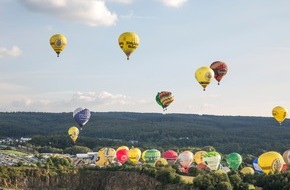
[272,106,288,125]
[226,152,242,170]
[241,167,255,175]
[162,150,178,164]
[258,151,284,174]
[128,147,141,165]
[156,91,174,111]
[155,158,168,167]
[210,61,228,85]
[116,146,129,152]
[203,151,221,171]
[282,150,290,165]
[50,34,67,57]
[253,158,263,174]
[118,32,139,60]
[195,66,214,91]
[116,149,129,164]
[194,151,207,165]
[178,150,194,169]
[73,107,91,129]
[143,149,161,166]
[68,126,79,143]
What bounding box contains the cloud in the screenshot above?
[157,0,187,8]
[19,0,118,26]
[106,0,133,4]
[0,46,22,58]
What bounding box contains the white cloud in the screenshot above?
[0,46,22,58]
[106,0,133,4]
[19,0,118,26]
[157,0,187,8]
[0,82,28,91]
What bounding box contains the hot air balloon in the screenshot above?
[194,151,207,165]
[96,148,109,167]
[156,91,174,112]
[68,126,79,143]
[118,32,139,60]
[241,167,255,175]
[178,150,194,173]
[282,149,290,165]
[143,149,161,166]
[73,107,91,130]
[272,106,288,125]
[162,150,178,165]
[258,151,284,174]
[97,147,116,164]
[203,151,221,171]
[116,146,129,152]
[195,66,214,91]
[116,149,129,164]
[253,158,263,174]
[128,147,141,165]
[226,152,242,170]
[210,61,228,85]
[50,34,67,57]
[155,158,168,167]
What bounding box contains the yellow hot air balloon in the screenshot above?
[118,32,139,60]
[128,147,141,165]
[195,66,214,91]
[258,151,285,174]
[68,126,79,143]
[194,151,207,165]
[272,106,288,125]
[241,167,255,175]
[50,34,67,57]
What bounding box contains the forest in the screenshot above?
[0,111,289,156]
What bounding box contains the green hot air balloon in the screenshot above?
[226,152,242,170]
[143,149,161,166]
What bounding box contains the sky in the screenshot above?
[0,0,290,117]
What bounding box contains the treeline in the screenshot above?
[0,112,290,155]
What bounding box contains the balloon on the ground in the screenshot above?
[194,151,207,165]
[50,34,67,57]
[128,147,141,165]
[226,152,242,170]
[178,150,194,170]
[272,106,288,125]
[116,148,129,164]
[241,167,255,175]
[162,150,178,164]
[203,151,221,171]
[258,151,284,174]
[282,149,290,165]
[156,91,174,112]
[195,66,214,91]
[118,32,139,60]
[253,158,263,174]
[143,149,161,166]
[116,146,129,152]
[155,158,168,167]
[68,126,79,143]
[73,107,91,129]
[210,61,228,85]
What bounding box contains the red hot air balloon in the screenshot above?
[162,150,178,165]
[210,61,228,85]
[116,149,129,164]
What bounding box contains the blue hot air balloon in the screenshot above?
[73,107,91,129]
[253,157,263,174]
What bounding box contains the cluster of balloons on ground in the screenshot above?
[93,146,290,175]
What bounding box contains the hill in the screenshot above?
[0,112,289,155]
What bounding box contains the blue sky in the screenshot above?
[0,0,290,117]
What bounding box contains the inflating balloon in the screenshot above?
[258,151,284,174]
[203,151,221,171]
[116,149,129,164]
[50,34,67,57]
[210,61,228,85]
[143,149,161,166]
[226,152,242,170]
[178,150,194,172]
[155,158,168,167]
[253,158,263,174]
[241,167,254,175]
[272,106,288,125]
[156,91,174,112]
[73,107,91,130]
[118,32,139,60]
[116,146,129,152]
[128,147,141,165]
[194,151,207,165]
[68,126,79,143]
[282,149,290,165]
[162,150,178,165]
[195,66,214,91]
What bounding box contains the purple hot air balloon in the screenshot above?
[73,107,91,129]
